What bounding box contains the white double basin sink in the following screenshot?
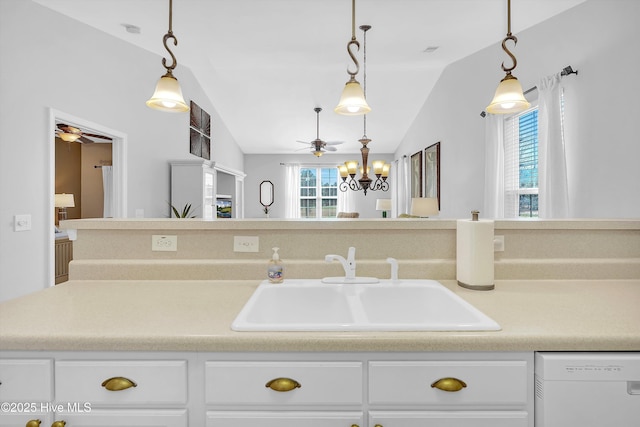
[232,279,501,332]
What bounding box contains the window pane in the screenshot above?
[321,199,337,218]
[519,194,538,218]
[519,110,538,189]
[300,199,316,218]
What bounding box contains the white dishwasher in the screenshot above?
[535,352,640,427]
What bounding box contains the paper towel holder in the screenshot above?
[457,210,495,291]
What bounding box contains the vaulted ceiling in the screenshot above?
[34,0,586,154]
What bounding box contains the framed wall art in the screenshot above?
[189,101,211,160]
[424,141,441,209]
[410,150,422,198]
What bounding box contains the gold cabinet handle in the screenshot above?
[431,377,467,392]
[101,376,137,391]
[51,422,66,427]
[25,420,41,427]
[265,377,301,392]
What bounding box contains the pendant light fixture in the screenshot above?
[338,25,390,196]
[334,0,371,116]
[486,0,530,114]
[146,0,189,113]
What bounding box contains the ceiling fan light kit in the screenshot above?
[486,0,531,114]
[146,0,189,113]
[335,0,370,116]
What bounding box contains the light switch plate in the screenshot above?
[14,214,31,232]
[152,235,177,251]
[234,236,259,252]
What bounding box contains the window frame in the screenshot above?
[299,166,338,219]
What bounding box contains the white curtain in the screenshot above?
[538,73,569,218]
[101,166,113,218]
[284,164,300,218]
[337,185,355,213]
[483,114,505,218]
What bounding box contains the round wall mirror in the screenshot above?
[259,180,274,207]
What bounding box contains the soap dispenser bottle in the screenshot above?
[268,247,284,283]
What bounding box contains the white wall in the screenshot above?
[244,153,394,219]
[0,0,243,301]
[395,0,640,219]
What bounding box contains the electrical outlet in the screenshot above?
[234,236,259,253]
[494,235,505,252]
[152,235,177,251]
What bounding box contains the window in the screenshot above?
[299,167,338,218]
[504,107,539,218]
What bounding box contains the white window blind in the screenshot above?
[504,108,539,218]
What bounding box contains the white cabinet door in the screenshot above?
[370,411,529,427]
[206,411,363,427]
[52,409,187,427]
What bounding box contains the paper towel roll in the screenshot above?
[456,219,495,290]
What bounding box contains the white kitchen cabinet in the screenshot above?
[369,410,529,427]
[0,412,52,427]
[50,409,187,427]
[206,411,363,427]
[1,351,534,427]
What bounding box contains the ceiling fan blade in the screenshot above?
[83,132,112,141]
[296,140,311,144]
[57,123,81,134]
[325,141,344,145]
[79,136,94,144]
[325,146,338,151]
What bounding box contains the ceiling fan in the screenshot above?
[55,123,113,144]
[297,107,343,157]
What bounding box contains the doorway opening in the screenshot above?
[48,109,128,286]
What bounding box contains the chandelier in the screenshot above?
[338,25,390,196]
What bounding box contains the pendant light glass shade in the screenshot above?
[486,73,530,114]
[146,74,189,112]
[335,77,371,115]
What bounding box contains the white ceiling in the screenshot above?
[34,0,586,155]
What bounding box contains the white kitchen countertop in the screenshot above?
[1,279,638,352]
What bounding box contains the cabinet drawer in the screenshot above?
[369,360,528,406]
[56,360,187,405]
[53,409,187,427]
[206,411,363,427]
[370,410,529,427]
[0,359,53,402]
[205,361,362,406]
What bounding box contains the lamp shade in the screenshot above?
[58,132,81,142]
[55,193,75,208]
[376,199,392,211]
[146,74,189,113]
[335,78,371,115]
[486,74,531,114]
[410,197,439,217]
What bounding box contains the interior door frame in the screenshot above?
[48,108,128,286]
